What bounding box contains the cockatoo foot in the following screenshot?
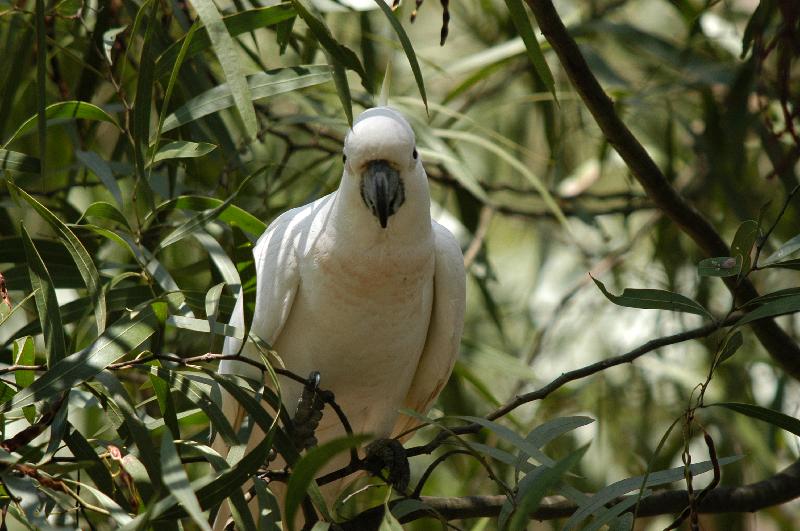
[363,438,410,492]
[291,371,325,451]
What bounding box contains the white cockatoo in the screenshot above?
[213,106,465,528]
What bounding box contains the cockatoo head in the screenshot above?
[343,107,420,229]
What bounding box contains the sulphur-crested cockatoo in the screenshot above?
[214,106,465,527]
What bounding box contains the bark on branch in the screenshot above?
[342,460,800,526]
[524,0,800,380]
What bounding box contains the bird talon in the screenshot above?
[290,371,326,451]
[364,438,410,492]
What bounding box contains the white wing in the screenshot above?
[216,194,335,434]
[393,220,466,438]
[216,208,301,436]
[212,195,334,531]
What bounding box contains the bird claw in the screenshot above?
[364,438,410,492]
[290,371,325,451]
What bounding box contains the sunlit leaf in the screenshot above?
[189,0,258,138]
[151,141,217,163]
[1,303,161,412]
[711,402,800,437]
[161,433,212,531]
[0,149,40,174]
[372,0,427,111]
[4,101,120,146]
[11,182,106,332]
[155,4,296,78]
[161,66,331,133]
[591,276,712,318]
[762,234,800,266]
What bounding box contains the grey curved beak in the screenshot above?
[360,160,404,229]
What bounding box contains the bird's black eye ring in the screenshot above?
[342,154,347,164]
[412,148,418,160]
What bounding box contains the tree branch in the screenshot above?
[406,314,738,457]
[340,459,800,525]
[525,0,800,380]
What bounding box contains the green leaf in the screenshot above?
[0,149,41,174]
[76,150,124,207]
[507,446,587,531]
[744,287,800,307]
[582,496,641,531]
[3,101,120,147]
[151,141,217,163]
[156,171,258,251]
[35,0,46,181]
[152,21,200,167]
[166,314,243,338]
[289,0,366,84]
[735,294,800,326]
[132,0,159,186]
[698,256,740,277]
[741,0,776,58]
[379,505,404,531]
[1,303,160,412]
[193,232,242,298]
[12,337,35,389]
[372,0,427,111]
[715,331,743,367]
[67,479,134,526]
[145,366,238,444]
[64,425,115,494]
[329,56,353,126]
[156,195,266,236]
[80,201,132,230]
[161,66,331,133]
[189,0,258,138]
[161,433,212,531]
[10,182,106,333]
[562,455,742,530]
[762,233,800,266]
[155,4,296,78]
[150,371,289,522]
[149,361,180,439]
[591,276,712,318]
[762,259,800,271]
[503,0,556,102]
[711,402,800,437]
[20,224,66,367]
[455,415,554,466]
[93,371,163,488]
[284,436,369,531]
[731,220,759,276]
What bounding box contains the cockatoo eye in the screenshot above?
[412,149,418,160]
[342,154,347,164]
